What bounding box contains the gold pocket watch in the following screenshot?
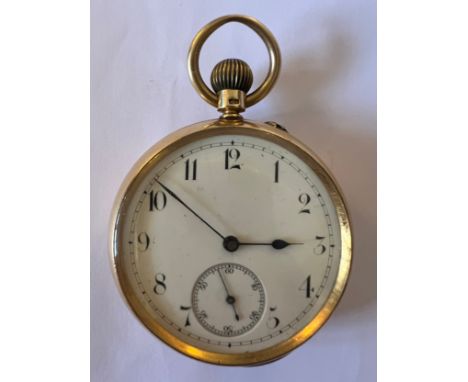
[110,15,352,366]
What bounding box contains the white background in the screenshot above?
[91,1,376,381]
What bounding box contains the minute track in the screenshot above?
[125,137,340,351]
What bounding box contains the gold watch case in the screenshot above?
[109,118,352,365]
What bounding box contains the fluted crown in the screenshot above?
[210,59,253,94]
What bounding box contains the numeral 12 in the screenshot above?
[225,149,241,170]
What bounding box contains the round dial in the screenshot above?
[112,125,351,365]
[192,263,266,337]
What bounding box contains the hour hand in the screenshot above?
[223,235,303,252]
[240,239,304,250]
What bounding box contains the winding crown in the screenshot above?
[210,59,253,118]
[210,59,253,94]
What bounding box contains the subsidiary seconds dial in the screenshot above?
[192,263,265,337]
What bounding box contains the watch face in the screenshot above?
[112,129,349,363]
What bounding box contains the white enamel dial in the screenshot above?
[115,133,343,355]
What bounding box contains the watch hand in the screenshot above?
[154,180,301,253]
[154,179,225,240]
[223,236,304,252]
[217,269,240,321]
[239,239,304,250]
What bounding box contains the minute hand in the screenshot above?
[154,179,225,240]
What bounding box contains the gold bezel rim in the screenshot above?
[109,119,352,366]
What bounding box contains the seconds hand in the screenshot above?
[217,269,240,321]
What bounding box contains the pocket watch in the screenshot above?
[110,15,352,366]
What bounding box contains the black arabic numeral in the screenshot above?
[149,190,167,211]
[198,280,208,290]
[299,275,314,298]
[224,264,234,274]
[198,310,208,320]
[180,305,191,327]
[251,282,261,291]
[137,232,150,252]
[298,193,311,214]
[224,149,241,170]
[267,317,280,329]
[184,158,197,180]
[314,235,327,255]
[274,160,279,183]
[267,306,280,329]
[153,272,167,295]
